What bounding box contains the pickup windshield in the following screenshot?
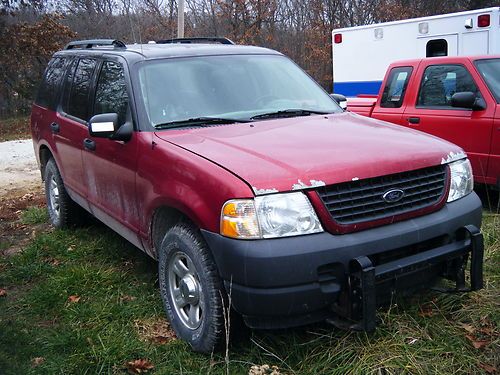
[475,58,500,103]
[137,54,341,128]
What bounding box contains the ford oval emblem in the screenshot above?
[382,189,405,203]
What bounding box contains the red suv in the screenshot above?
[31,38,484,353]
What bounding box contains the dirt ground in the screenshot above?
[0,139,45,256]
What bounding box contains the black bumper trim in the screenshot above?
[343,225,484,332]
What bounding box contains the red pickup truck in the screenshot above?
[347,56,500,188]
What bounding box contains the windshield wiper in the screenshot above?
[250,109,332,120]
[154,116,251,130]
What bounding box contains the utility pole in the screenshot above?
[177,0,185,38]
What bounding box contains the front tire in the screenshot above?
[158,224,225,353]
[44,158,84,228]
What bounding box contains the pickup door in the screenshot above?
[372,58,496,185]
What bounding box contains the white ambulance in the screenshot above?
[332,7,500,97]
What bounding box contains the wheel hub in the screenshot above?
[179,274,199,304]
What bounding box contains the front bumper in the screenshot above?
[201,193,483,329]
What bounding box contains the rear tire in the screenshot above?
[44,158,85,228]
[158,223,226,353]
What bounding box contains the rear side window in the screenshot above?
[67,58,97,121]
[94,61,129,125]
[417,64,480,108]
[380,67,413,108]
[35,57,67,110]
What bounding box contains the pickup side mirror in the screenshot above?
[89,113,132,141]
[451,92,486,111]
[330,93,347,110]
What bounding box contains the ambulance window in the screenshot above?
[380,67,413,108]
[426,39,448,57]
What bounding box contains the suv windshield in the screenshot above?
[475,58,500,103]
[137,54,341,128]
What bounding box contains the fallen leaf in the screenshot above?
[44,257,61,266]
[31,357,45,367]
[248,364,281,375]
[479,363,497,374]
[0,288,7,297]
[466,334,490,349]
[418,304,433,317]
[68,295,81,303]
[21,193,34,201]
[134,317,176,344]
[479,326,494,336]
[120,295,137,302]
[458,323,476,334]
[126,359,154,374]
[150,335,170,344]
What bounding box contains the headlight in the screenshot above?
[220,192,323,239]
[447,158,473,202]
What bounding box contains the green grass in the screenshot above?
[21,207,48,225]
[0,116,30,141]
[0,207,498,374]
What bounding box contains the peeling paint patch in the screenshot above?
[292,179,326,190]
[441,150,467,164]
[252,186,279,195]
[352,177,360,181]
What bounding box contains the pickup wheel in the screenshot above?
[44,158,84,228]
[158,224,225,353]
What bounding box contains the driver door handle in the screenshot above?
[83,138,96,151]
[407,117,420,125]
[50,122,60,133]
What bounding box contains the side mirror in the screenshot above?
[451,92,486,111]
[89,113,119,138]
[89,113,132,141]
[330,93,347,110]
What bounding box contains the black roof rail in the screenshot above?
[64,39,126,50]
[156,37,235,45]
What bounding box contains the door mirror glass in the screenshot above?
[451,92,486,111]
[89,113,119,138]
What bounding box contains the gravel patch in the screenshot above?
[0,139,41,196]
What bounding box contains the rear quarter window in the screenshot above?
[35,57,67,110]
[380,67,413,108]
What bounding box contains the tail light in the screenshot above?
[334,33,342,44]
[478,14,490,27]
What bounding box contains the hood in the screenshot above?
[155,112,464,195]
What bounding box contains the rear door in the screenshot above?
[371,65,415,125]
[54,57,98,204]
[403,59,495,183]
[82,58,142,248]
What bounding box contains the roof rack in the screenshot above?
[156,37,235,45]
[64,39,126,50]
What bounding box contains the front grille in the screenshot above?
[317,165,447,225]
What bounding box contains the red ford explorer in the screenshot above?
[31,38,484,353]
